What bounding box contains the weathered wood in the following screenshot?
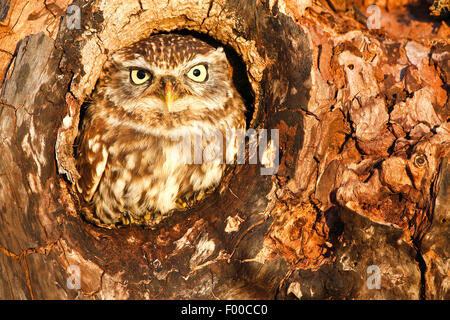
[421,158,449,300]
[0,0,448,299]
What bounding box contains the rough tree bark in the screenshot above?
[0,0,448,299]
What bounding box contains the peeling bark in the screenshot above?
[0,0,448,299]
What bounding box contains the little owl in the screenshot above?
[75,34,246,227]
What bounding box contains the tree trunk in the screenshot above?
[0,0,448,299]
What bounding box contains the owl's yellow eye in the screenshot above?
[130,69,151,85]
[186,64,208,82]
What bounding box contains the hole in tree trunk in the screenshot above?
[73,30,262,227]
[50,0,317,298]
[64,9,312,228]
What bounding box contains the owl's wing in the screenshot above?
[76,135,109,203]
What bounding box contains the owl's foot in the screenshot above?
[118,188,215,227]
[176,190,204,209]
[121,210,160,226]
[176,188,215,210]
[120,214,132,226]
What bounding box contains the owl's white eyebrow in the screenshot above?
[118,52,221,76]
[184,54,216,69]
[121,56,151,70]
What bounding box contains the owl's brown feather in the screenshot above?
[76,118,108,202]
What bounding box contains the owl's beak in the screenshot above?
[163,79,178,112]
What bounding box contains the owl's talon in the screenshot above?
[175,189,212,210]
[121,213,132,226]
[144,212,152,221]
[183,196,192,209]
[196,190,206,201]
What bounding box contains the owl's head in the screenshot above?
[98,34,235,113]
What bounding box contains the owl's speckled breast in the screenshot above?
[93,131,225,224]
